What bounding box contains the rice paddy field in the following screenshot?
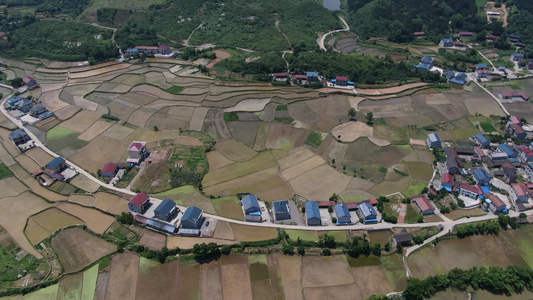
[11,252,405,300]
[408,225,533,279]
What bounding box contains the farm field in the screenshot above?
[408,226,533,279]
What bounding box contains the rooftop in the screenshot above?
[273,200,289,213]
[129,192,150,208]
[306,201,320,219]
[412,195,433,211]
[128,141,146,151]
[182,206,203,224]
[101,162,117,174]
[154,199,177,216]
[486,193,505,208]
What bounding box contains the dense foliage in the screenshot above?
[403,265,533,299]
[4,21,117,62]
[347,0,485,43]
[114,0,341,51]
[0,0,89,17]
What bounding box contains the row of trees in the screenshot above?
[403,265,533,299]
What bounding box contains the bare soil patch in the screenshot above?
[105,253,139,299]
[25,147,54,166]
[138,230,166,250]
[135,259,179,300]
[229,224,277,242]
[206,150,234,170]
[52,227,115,273]
[78,121,113,141]
[216,139,257,162]
[331,121,373,142]
[221,263,253,299]
[302,256,355,287]
[56,202,115,234]
[288,164,352,201]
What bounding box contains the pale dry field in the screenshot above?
[331,121,373,143]
[56,202,115,234]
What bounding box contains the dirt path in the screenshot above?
[502,3,509,27]
[90,23,117,43]
[183,23,204,47]
[317,16,350,51]
[397,203,407,224]
[275,17,293,51]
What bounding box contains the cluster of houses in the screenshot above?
[5,95,53,125]
[271,72,355,88]
[125,46,172,57]
[427,117,533,214]
[128,192,205,236]
[32,156,78,186]
[304,199,379,226]
[100,141,149,184]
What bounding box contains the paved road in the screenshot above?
[317,16,350,51]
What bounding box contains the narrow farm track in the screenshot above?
[317,16,350,51]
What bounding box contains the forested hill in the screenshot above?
[347,0,484,43]
[113,0,342,51]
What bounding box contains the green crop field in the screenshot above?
[166,85,184,94]
[168,145,208,173]
[0,239,45,287]
[46,126,79,140]
[0,163,14,180]
[286,229,319,241]
[224,112,239,121]
[480,122,497,132]
[304,131,324,148]
[275,104,288,111]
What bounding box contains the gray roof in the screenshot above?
[30,104,46,114]
[273,200,289,213]
[334,203,350,219]
[242,194,260,211]
[393,232,412,243]
[182,206,203,224]
[358,202,376,218]
[9,129,28,139]
[154,199,176,216]
[428,133,441,143]
[306,201,320,219]
[146,218,176,234]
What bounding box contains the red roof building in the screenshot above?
[486,35,500,40]
[366,198,378,205]
[293,74,308,80]
[128,193,150,214]
[486,193,505,208]
[101,162,118,177]
[317,201,336,208]
[344,202,359,210]
[412,195,434,215]
[272,72,288,77]
[414,31,425,36]
[441,173,454,187]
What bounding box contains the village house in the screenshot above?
[484,193,507,214]
[459,32,474,38]
[29,104,47,118]
[460,182,483,200]
[473,134,491,148]
[154,199,179,221]
[475,69,488,79]
[306,201,322,226]
[128,192,150,214]
[358,202,377,224]
[412,195,434,215]
[414,32,425,38]
[426,133,442,149]
[509,34,521,43]
[6,96,23,110]
[524,162,533,180]
[509,124,527,140]
[476,64,489,70]
[12,98,32,113]
[473,169,491,186]
[180,206,204,228]
[306,71,320,83]
[335,76,348,86]
[486,35,499,41]
[453,41,469,49]
[317,201,336,208]
[474,146,486,158]
[444,148,462,174]
[23,76,39,90]
[146,218,177,234]
[158,45,171,55]
[499,92,530,101]
[499,144,518,157]
[510,183,531,203]
[9,129,32,147]
[502,163,518,184]
[515,145,533,162]
[272,200,291,221]
[439,38,454,48]
[271,72,289,81]
[101,162,118,178]
[334,203,351,225]
[393,232,412,246]
[449,73,468,85]
[127,141,148,164]
[242,194,262,222]
[511,53,525,62]
[441,173,454,191]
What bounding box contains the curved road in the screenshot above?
[317,16,350,51]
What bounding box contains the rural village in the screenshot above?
[2,0,533,299]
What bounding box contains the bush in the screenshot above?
[116,212,133,225]
[321,248,331,256]
[331,217,337,224]
[102,114,119,121]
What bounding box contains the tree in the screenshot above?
[366,112,374,124]
[371,243,382,256]
[297,246,305,256]
[282,243,294,255]
[417,215,424,223]
[192,242,220,262]
[348,107,357,120]
[10,77,23,88]
[116,212,133,225]
[97,169,101,177]
[384,242,390,252]
[322,248,331,256]
[153,126,159,131]
[396,244,403,254]
[322,234,336,248]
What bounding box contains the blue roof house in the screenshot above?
[181,206,203,228]
[444,71,455,79]
[154,199,178,221]
[473,134,490,148]
[426,133,442,149]
[421,56,434,66]
[511,53,525,62]
[6,96,22,109]
[306,71,320,82]
[499,144,517,158]
[416,63,431,71]
[273,200,290,220]
[334,203,351,225]
[473,169,491,186]
[306,201,321,226]
[439,38,454,47]
[358,202,377,224]
[450,73,467,85]
[46,157,66,172]
[242,194,260,214]
[476,64,488,70]
[15,99,32,113]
